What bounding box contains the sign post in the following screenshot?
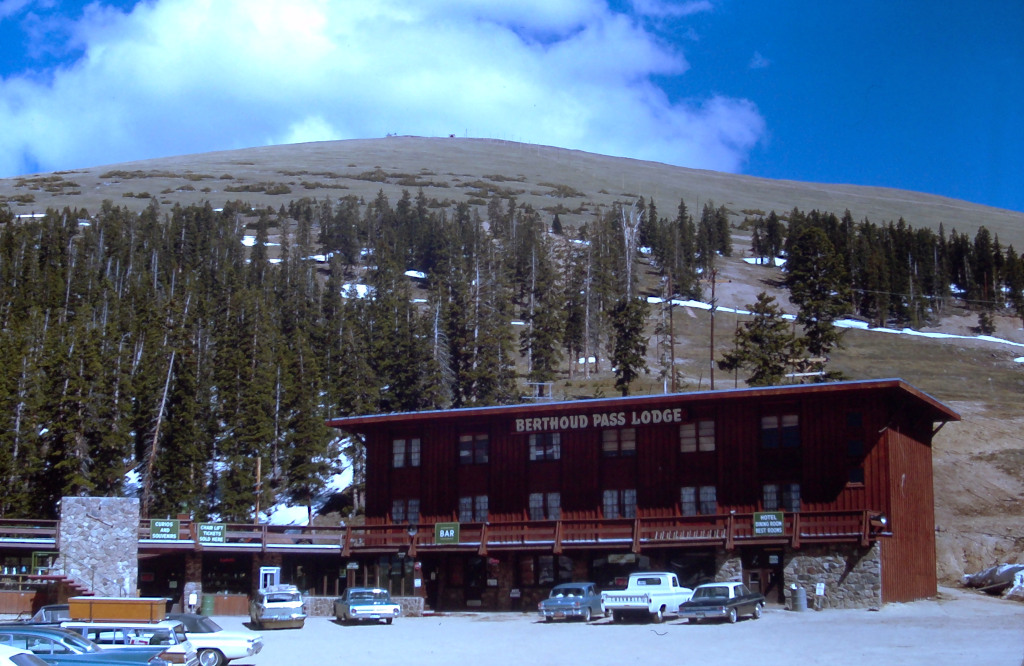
[752,512,785,537]
[197,523,226,544]
[434,522,460,544]
[150,519,180,540]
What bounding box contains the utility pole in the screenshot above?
[669,274,676,393]
[709,269,717,391]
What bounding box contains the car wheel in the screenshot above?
[727,607,738,624]
[544,616,553,622]
[612,611,623,623]
[753,603,763,620]
[386,618,393,625]
[652,607,665,623]
[583,607,592,622]
[198,649,224,666]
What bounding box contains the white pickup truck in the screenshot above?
[601,571,693,623]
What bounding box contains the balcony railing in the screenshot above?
[0,510,884,557]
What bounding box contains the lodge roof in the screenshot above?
[325,378,960,432]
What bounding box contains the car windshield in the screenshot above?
[351,591,390,601]
[693,586,730,599]
[190,617,222,633]
[60,632,100,653]
[551,587,585,598]
[266,593,301,603]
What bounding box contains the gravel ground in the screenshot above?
[218,587,1024,666]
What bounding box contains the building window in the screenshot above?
[391,498,420,524]
[680,486,717,515]
[680,420,715,453]
[520,555,574,586]
[392,437,421,468]
[529,433,561,461]
[528,492,561,520]
[763,483,800,512]
[602,488,637,519]
[458,433,489,464]
[458,495,488,522]
[761,414,800,448]
[602,428,636,457]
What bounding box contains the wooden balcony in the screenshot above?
[131,509,883,556]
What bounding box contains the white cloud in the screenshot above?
[749,51,770,69]
[0,0,765,176]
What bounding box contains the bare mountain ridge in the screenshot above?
[3,136,1023,248]
[2,136,1022,584]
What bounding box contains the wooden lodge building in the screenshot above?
[325,378,959,611]
[0,378,959,616]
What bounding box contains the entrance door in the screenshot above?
[741,548,784,604]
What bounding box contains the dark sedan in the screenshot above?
[677,582,765,624]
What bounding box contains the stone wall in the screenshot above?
[783,542,881,609]
[58,497,139,597]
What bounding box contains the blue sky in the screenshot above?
[1,0,1021,213]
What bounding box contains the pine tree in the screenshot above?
[717,292,796,387]
[608,297,649,396]
[784,225,850,378]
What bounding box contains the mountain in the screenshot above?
[2,136,1022,583]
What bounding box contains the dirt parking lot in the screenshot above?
[218,587,1024,666]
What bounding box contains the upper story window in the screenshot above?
[680,485,718,516]
[763,483,801,512]
[391,498,420,524]
[529,433,561,461]
[602,488,637,519]
[680,420,715,453]
[761,414,800,449]
[528,492,561,520]
[602,428,636,458]
[392,437,421,468]
[458,495,489,522]
[459,433,489,465]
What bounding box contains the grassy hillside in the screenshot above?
[4,136,1023,247]
[2,136,1022,581]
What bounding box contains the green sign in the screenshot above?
[753,512,785,536]
[434,522,460,544]
[151,519,180,540]
[197,523,226,543]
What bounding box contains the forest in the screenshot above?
[1,190,1021,522]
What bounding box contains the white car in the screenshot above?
[0,644,53,666]
[165,614,263,666]
[59,620,199,666]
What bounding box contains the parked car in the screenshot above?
[27,606,69,625]
[677,581,766,624]
[0,644,49,666]
[165,615,262,666]
[249,585,306,630]
[0,625,170,666]
[602,572,693,623]
[333,588,401,625]
[537,583,605,622]
[58,621,198,666]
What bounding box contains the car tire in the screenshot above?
[386,618,393,625]
[652,607,665,623]
[727,608,738,624]
[753,603,763,620]
[198,649,224,666]
[612,611,623,623]
[583,607,592,622]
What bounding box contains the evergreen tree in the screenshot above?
[717,292,796,387]
[784,225,850,378]
[608,297,649,396]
